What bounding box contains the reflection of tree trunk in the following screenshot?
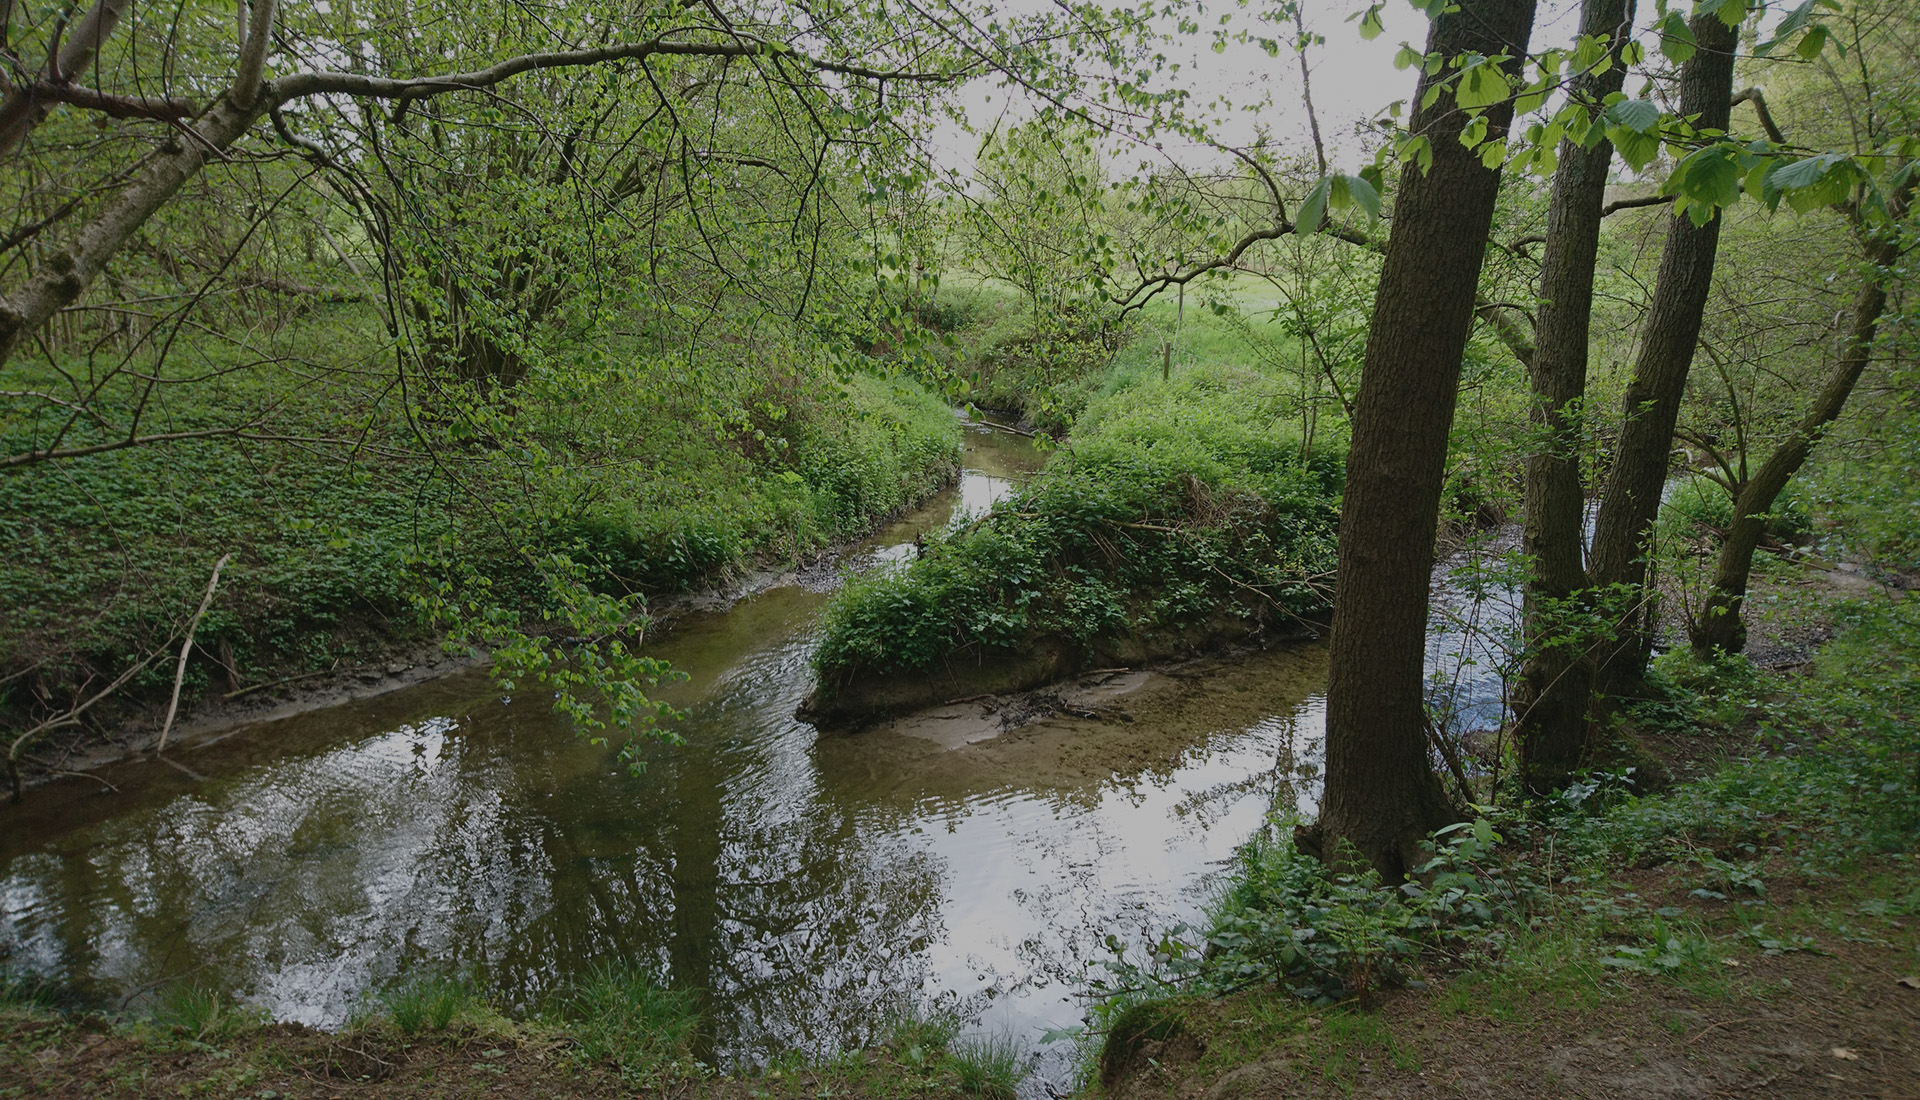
[1514,0,1636,795]
[662,748,724,1060]
[1312,0,1535,880]
[1690,210,1907,653]
[1587,13,1738,698]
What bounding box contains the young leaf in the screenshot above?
[1455,61,1512,109]
[1333,172,1382,218]
[1657,11,1696,63]
[1294,176,1332,235]
[1358,4,1386,40]
[1605,98,1661,134]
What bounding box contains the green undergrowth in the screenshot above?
[811,361,1342,684]
[2,338,958,737]
[1084,592,1920,1089]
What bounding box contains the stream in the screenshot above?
[0,423,1502,1095]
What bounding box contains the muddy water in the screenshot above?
[0,424,1332,1093]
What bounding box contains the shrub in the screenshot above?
[812,363,1341,681]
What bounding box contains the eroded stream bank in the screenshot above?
[1,425,1340,1095]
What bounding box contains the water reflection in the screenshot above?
[1,425,1345,1097]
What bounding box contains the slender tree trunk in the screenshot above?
[1586,13,1739,698]
[1691,211,1909,653]
[1310,0,1536,880]
[1514,0,1637,794]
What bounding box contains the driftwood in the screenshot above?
[156,553,233,752]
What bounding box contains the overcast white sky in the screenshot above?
[930,0,1603,181]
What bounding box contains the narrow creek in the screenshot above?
[1,424,1346,1094]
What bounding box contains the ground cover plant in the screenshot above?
[1080,584,1920,1095]
[2,330,959,782]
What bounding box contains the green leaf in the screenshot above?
[1672,146,1742,211]
[1609,125,1661,171]
[1794,24,1830,60]
[1698,0,1749,29]
[1480,138,1508,169]
[1657,11,1696,63]
[1472,818,1497,850]
[1398,133,1434,174]
[1394,45,1423,70]
[1358,4,1386,40]
[1605,99,1661,134]
[1331,172,1382,218]
[1459,114,1489,148]
[1766,152,1843,194]
[1455,62,1512,109]
[1294,176,1331,235]
[1754,0,1815,56]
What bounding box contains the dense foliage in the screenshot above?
[812,361,1341,682]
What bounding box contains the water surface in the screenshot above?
[1,424,1339,1093]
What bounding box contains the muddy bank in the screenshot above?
[798,614,1320,730]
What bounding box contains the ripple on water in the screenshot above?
[3,428,1522,1099]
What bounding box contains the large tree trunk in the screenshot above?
[1514,0,1638,795]
[1585,12,1739,698]
[1311,0,1536,880]
[1690,208,1909,653]
[0,96,266,367]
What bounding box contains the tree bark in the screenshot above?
[1513,0,1637,795]
[1690,206,1909,653]
[0,0,136,155]
[1312,0,1536,880]
[1586,12,1739,698]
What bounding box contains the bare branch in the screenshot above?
[231,0,278,109]
[0,78,198,122]
[267,37,955,106]
[1600,193,1667,217]
[1731,87,1788,145]
[157,553,233,752]
[2,424,262,468]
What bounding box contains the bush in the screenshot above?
[812,362,1340,681]
[1658,472,1811,545]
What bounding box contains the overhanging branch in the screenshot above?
[268,36,959,106]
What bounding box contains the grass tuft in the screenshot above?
[379,974,477,1035]
[944,1032,1024,1099]
[565,964,699,1080]
[148,984,260,1042]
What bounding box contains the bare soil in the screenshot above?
[0,1013,1001,1100]
[1100,852,1920,1100]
